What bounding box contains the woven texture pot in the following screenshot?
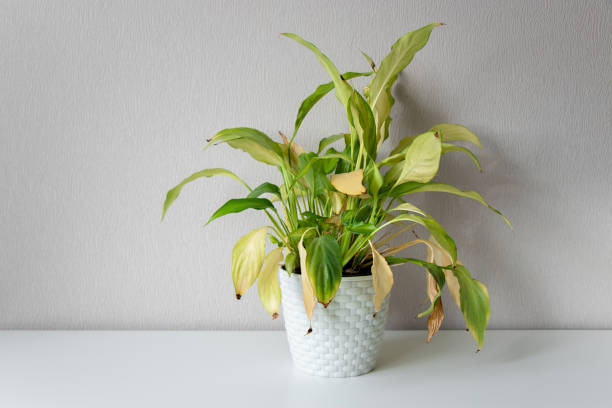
[279,270,390,377]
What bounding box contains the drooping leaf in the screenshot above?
[232,227,267,299]
[367,23,442,142]
[392,131,441,186]
[162,168,250,220]
[247,182,281,200]
[425,244,444,343]
[317,133,346,154]
[207,198,274,224]
[451,264,490,350]
[369,241,394,312]
[430,123,482,150]
[298,232,316,326]
[257,247,284,319]
[390,182,512,228]
[388,202,426,216]
[293,71,372,139]
[442,143,482,172]
[305,235,342,306]
[330,169,366,196]
[204,127,285,166]
[380,212,457,263]
[429,234,460,308]
[281,33,353,108]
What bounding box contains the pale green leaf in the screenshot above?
[204,127,285,166]
[431,124,482,150]
[394,131,441,185]
[232,227,267,298]
[442,143,482,172]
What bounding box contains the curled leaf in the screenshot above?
[298,233,316,327]
[369,241,394,312]
[232,227,268,299]
[257,248,284,318]
[330,169,366,196]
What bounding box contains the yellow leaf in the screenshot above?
[257,248,284,319]
[395,131,441,185]
[232,227,267,299]
[298,234,316,328]
[369,241,394,312]
[425,244,444,343]
[430,235,460,308]
[330,169,366,196]
[328,191,346,214]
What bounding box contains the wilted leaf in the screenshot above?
[425,244,444,343]
[162,168,249,220]
[306,235,342,306]
[451,265,491,350]
[232,227,267,299]
[298,233,316,326]
[441,143,482,172]
[430,123,482,150]
[369,241,394,312]
[257,248,284,319]
[204,127,285,167]
[388,202,426,216]
[330,169,367,196]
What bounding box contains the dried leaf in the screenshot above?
[369,241,394,311]
[298,234,316,326]
[330,169,367,196]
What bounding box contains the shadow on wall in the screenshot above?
[383,77,554,330]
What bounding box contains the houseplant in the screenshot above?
[163,23,511,377]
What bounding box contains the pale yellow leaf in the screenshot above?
[257,248,284,319]
[328,191,346,214]
[298,234,316,327]
[330,169,366,196]
[430,234,460,308]
[232,227,267,299]
[395,132,441,185]
[369,241,394,312]
[389,202,426,216]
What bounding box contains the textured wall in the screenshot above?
[2,0,611,330]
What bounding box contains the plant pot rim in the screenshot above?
[280,268,373,281]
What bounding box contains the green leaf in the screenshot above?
[247,182,281,200]
[365,159,383,197]
[431,124,482,150]
[305,235,342,306]
[380,213,457,263]
[451,265,490,350]
[232,227,267,298]
[207,198,274,225]
[389,182,512,229]
[293,72,372,139]
[347,221,377,235]
[281,33,353,108]
[367,23,442,142]
[297,152,332,197]
[347,90,377,159]
[284,251,298,274]
[442,143,482,172]
[162,168,250,220]
[389,131,441,186]
[317,133,346,154]
[204,127,285,166]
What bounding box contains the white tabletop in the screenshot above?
[0,330,609,407]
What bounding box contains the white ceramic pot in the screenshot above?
[279,270,390,377]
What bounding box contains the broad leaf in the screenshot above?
[390,182,512,228]
[306,235,342,306]
[247,182,281,200]
[205,127,285,166]
[430,123,482,150]
[257,247,284,319]
[281,33,353,107]
[162,168,249,220]
[393,131,441,186]
[451,264,490,350]
[293,72,372,138]
[207,198,274,224]
[232,227,267,299]
[330,169,366,196]
[369,241,394,312]
[367,23,442,142]
[442,143,482,172]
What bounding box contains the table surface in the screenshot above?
[1,330,610,408]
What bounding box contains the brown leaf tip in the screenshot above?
[235,294,242,300]
[322,300,332,308]
[305,327,313,336]
[272,312,279,320]
[433,132,440,138]
[475,348,481,354]
[373,312,377,318]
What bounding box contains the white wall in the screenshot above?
[2,0,611,329]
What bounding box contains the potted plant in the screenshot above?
[162,23,511,377]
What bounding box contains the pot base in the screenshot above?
[279,271,390,378]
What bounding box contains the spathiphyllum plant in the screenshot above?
[163,23,511,351]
